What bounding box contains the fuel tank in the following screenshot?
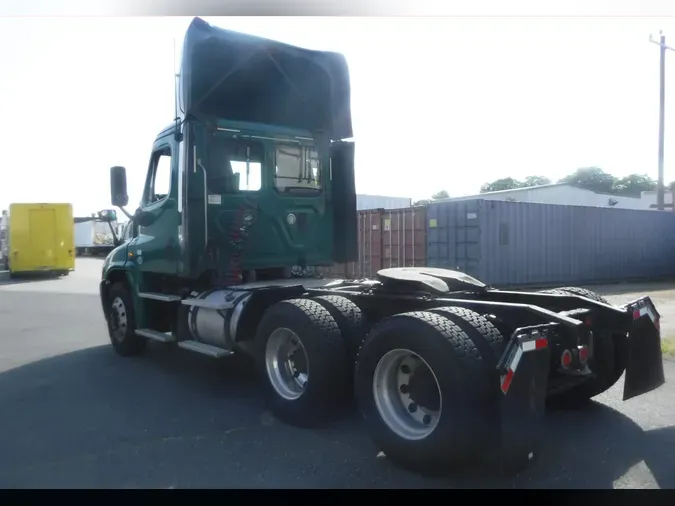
[185,289,252,349]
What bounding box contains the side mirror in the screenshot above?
[97,209,117,223]
[110,166,129,207]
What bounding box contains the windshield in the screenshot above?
[274,143,322,193]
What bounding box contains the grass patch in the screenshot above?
[662,337,675,359]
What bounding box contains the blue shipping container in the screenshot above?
[426,199,675,287]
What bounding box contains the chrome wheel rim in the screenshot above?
[373,349,442,441]
[265,328,309,401]
[110,296,128,341]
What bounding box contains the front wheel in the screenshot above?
[106,282,146,357]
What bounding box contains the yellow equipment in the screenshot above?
[5,203,75,276]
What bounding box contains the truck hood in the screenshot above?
[179,17,353,140]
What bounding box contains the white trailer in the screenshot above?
[74,217,117,256]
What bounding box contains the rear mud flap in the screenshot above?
[623,297,665,401]
[491,328,551,474]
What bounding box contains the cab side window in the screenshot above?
[145,146,172,205]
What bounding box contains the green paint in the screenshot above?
[103,118,351,290]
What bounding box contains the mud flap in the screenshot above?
[623,297,665,401]
[492,327,551,474]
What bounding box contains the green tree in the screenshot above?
[413,189,450,206]
[479,175,551,193]
[523,175,552,187]
[612,174,657,197]
[478,167,660,199]
[559,167,616,194]
[480,177,523,193]
[413,199,431,206]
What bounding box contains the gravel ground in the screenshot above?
[0,259,673,489]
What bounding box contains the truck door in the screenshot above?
[133,137,181,275]
[28,207,57,269]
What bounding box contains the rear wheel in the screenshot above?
[354,311,493,474]
[541,286,628,404]
[428,306,506,367]
[312,295,369,365]
[255,298,349,427]
[106,282,146,357]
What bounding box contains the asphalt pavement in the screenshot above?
[0,258,674,488]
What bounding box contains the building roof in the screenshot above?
[440,182,574,201]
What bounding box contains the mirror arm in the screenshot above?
[106,220,121,247]
[117,206,135,221]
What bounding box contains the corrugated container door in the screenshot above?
[426,200,483,279]
[359,209,383,277]
[382,207,427,268]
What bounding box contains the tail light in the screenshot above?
[578,345,589,365]
[561,349,572,369]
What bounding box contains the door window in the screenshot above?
[145,147,172,205]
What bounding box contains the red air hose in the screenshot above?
[226,199,255,286]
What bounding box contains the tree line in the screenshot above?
[413,167,674,206]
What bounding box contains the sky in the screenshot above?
[0,16,674,215]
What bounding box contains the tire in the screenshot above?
[428,306,506,368]
[354,311,493,475]
[312,295,369,364]
[540,286,628,404]
[106,282,147,357]
[255,298,349,427]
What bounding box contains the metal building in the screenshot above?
[356,194,412,211]
[441,183,656,210]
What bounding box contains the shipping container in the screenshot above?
[356,194,412,211]
[427,199,675,287]
[322,207,427,279]
[6,203,75,275]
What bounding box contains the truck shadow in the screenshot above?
[0,343,672,488]
[0,272,69,286]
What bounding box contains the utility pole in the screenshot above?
[650,32,675,210]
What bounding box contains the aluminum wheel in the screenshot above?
[265,327,309,401]
[373,349,442,441]
[110,296,128,341]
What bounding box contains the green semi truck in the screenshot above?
[99,17,665,474]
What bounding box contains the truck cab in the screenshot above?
[101,17,358,344]
[102,17,357,294]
